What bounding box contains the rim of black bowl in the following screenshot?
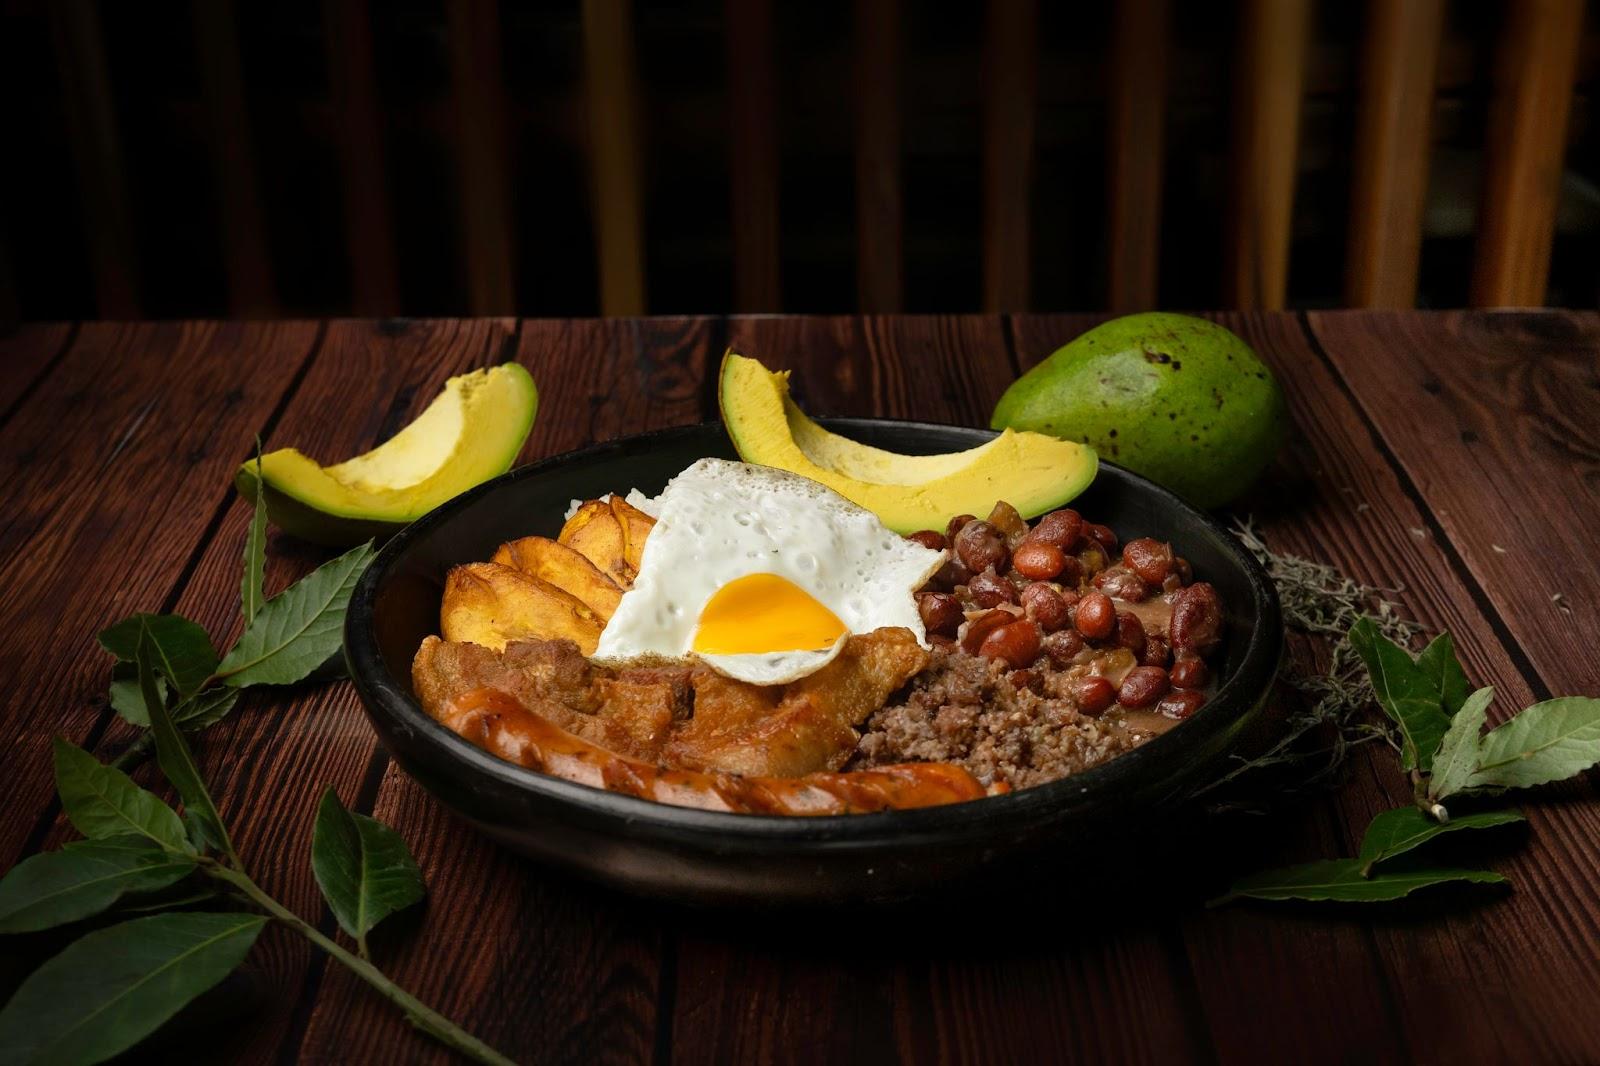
[345,418,1283,845]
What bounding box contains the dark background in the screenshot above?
[4,0,1598,320]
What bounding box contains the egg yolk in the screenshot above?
[692,573,848,655]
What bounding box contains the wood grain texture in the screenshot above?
[0,323,74,419]
[1106,0,1169,313]
[1344,0,1444,308]
[854,0,903,313]
[583,0,648,317]
[1013,311,1600,1063]
[980,0,1036,313]
[325,0,401,316]
[725,0,781,312]
[448,0,517,315]
[1223,0,1311,310]
[192,0,278,317]
[49,0,140,318]
[299,318,715,1064]
[1307,310,1600,698]
[1469,0,1585,307]
[0,321,317,869]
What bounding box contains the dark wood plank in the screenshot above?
[583,0,648,317]
[1012,311,1600,1062]
[447,0,517,315]
[0,321,319,869]
[192,0,278,317]
[0,323,75,418]
[49,1,140,318]
[1222,0,1310,310]
[299,317,718,1064]
[1469,0,1585,307]
[725,0,782,312]
[1344,0,1443,308]
[1106,0,1169,313]
[980,0,1036,313]
[854,0,903,313]
[671,314,1206,1065]
[1306,310,1600,698]
[325,0,401,316]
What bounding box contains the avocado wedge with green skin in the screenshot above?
[236,363,537,546]
[719,352,1098,533]
[991,313,1285,508]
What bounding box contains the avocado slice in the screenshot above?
[719,352,1096,533]
[237,363,537,545]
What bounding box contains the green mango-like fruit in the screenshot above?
[991,313,1285,507]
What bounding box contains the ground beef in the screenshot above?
[851,644,1162,789]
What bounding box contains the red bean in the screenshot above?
[1055,555,1084,588]
[932,557,972,591]
[1020,583,1071,631]
[945,513,977,541]
[955,520,1010,574]
[1084,523,1119,553]
[1156,689,1205,720]
[1171,582,1224,657]
[1012,541,1067,580]
[968,569,1019,608]
[906,529,947,552]
[1073,590,1116,640]
[1041,628,1085,666]
[1009,668,1043,694]
[1028,509,1083,550]
[1141,636,1171,668]
[1122,538,1174,585]
[1069,676,1117,716]
[960,610,1013,655]
[1117,666,1171,708]
[1114,611,1148,657]
[1094,567,1150,602]
[979,619,1042,668]
[917,592,964,637]
[1169,656,1210,690]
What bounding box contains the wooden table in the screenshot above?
[2,312,1597,1064]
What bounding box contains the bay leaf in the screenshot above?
[1348,617,1452,771]
[1466,697,1600,791]
[52,738,186,850]
[1415,631,1471,717]
[171,688,240,732]
[1356,804,1523,875]
[0,911,266,1065]
[311,789,425,951]
[1214,859,1506,905]
[0,836,196,934]
[97,614,217,695]
[140,632,237,865]
[216,541,373,688]
[1428,687,1494,801]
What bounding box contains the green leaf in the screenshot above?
[1213,859,1507,905]
[216,541,374,688]
[1428,687,1495,800]
[241,452,268,624]
[52,738,186,850]
[0,911,267,1065]
[311,789,425,951]
[1356,804,1524,875]
[1415,632,1471,717]
[107,662,166,728]
[140,630,237,866]
[171,688,240,732]
[97,614,217,696]
[1348,617,1452,771]
[0,837,196,934]
[1466,697,1600,791]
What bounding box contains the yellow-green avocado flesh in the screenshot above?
[235,363,537,545]
[718,351,1097,533]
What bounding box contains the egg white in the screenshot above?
[591,459,944,684]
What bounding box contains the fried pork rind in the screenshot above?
[559,500,637,588]
[440,562,603,654]
[492,536,624,620]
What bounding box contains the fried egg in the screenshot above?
[592,459,944,684]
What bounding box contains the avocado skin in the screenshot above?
[991,313,1285,508]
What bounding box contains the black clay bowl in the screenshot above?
[344,420,1281,905]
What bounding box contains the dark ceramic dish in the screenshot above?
[344,420,1282,905]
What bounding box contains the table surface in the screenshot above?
[1,312,1597,1065]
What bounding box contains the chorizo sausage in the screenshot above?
[438,688,1005,815]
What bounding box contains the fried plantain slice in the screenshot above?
[608,496,656,575]
[440,562,603,654]
[558,500,634,588]
[492,535,624,620]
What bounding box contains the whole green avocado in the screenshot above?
[990,312,1285,507]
